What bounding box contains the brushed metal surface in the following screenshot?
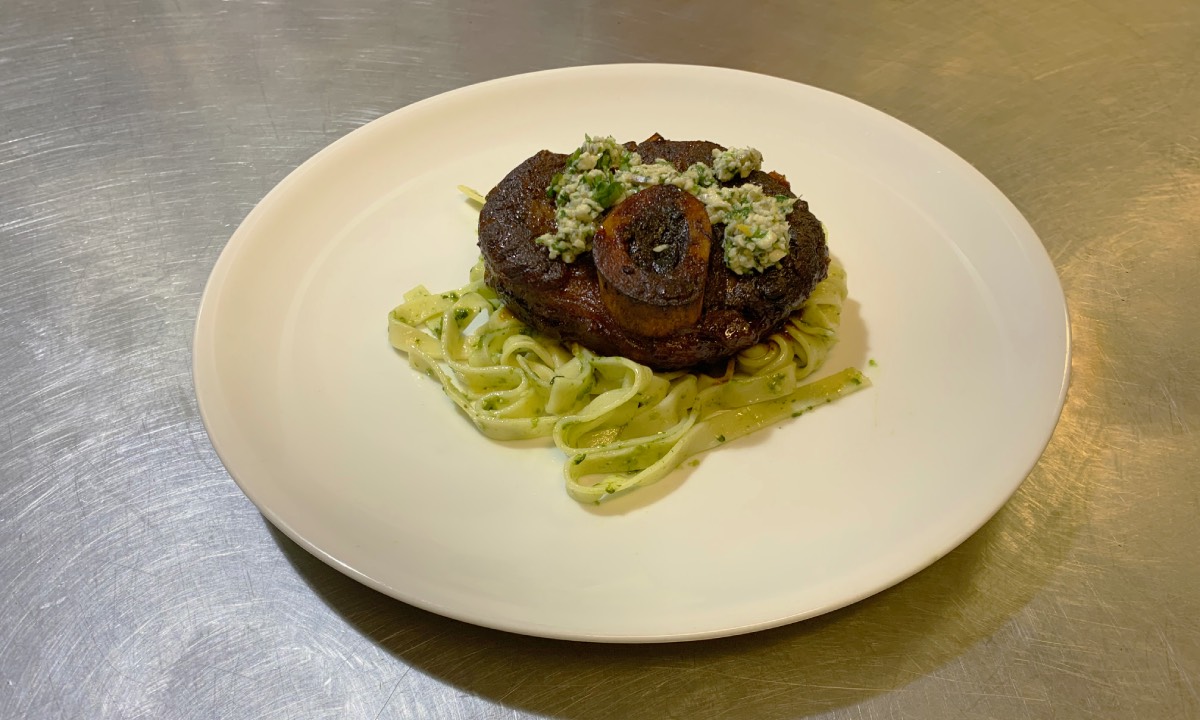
[2,1,1197,718]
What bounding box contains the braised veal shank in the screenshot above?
[477,136,829,370]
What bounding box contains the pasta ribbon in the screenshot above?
[388,258,868,502]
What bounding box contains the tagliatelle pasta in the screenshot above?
[388,257,867,503]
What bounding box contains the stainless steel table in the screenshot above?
[3,2,1197,718]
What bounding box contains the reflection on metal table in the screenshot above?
[1,1,1196,718]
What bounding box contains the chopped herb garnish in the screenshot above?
[593,178,624,207]
[534,136,787,272]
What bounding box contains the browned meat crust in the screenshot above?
[477,137,829,371]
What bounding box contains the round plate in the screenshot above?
[193,64,1069,642]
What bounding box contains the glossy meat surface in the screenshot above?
[477,138,829,370]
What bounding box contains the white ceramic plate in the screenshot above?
[194,64,1069,642]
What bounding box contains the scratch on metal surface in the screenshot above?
[99,558,158,578]
[701,669,890,693]
[1159,627,1200,704]
[1158,378,1193,434]
[200,663,254,683]
[550,675,620,716]
[1031,58,1097,81]
[372,668,413,720]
